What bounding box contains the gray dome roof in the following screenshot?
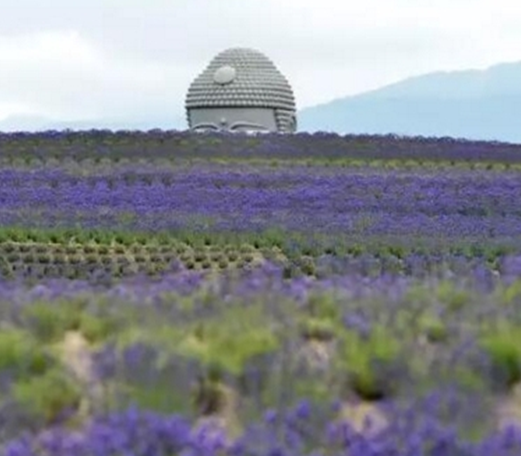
[185,48,297,132]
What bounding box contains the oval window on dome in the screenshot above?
[213,66,236,85]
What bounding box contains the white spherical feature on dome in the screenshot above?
[213,65,236,85]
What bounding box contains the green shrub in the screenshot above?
[192,368,228,416]
[418,313,449,343]
[22,298,88,343]
[176,306,279,377]
[113,355,194,416]
[298,256,316,276]
[498,280,521,305]
[242,253,254,263]
[240,244,255,254]
[336,324,402,401]
[13,368,81,424]
[479,324,521,389]
[79,313,118,344]
[0,328,54,379]
[227,251,239,262]
[178,324,277,377]
[194,251,207,262]
[306,291,341,321]
[123,380,191,415]
[453,367,487,392]
[115,323,185,356]
[436,281,473,311]
[291,376,333,404]
[299,318,337,341]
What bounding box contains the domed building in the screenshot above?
[185,48,297,133]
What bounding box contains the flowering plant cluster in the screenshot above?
[0,131,520,454]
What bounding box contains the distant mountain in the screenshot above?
[0,114,52,132]
[298,61,521,143]
[0,114,186,133]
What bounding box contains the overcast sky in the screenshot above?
[1,0,520,124]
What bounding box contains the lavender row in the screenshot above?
[1,242,521,283]
[5,403,521,456]
[1,266,521,453]
[1,166,521,238]
[1,130,521,163]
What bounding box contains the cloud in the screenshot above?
[0,30,193,122]
[0,0,520,122]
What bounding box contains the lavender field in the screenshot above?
[2,131,521,455]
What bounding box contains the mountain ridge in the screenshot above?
[298,60,521,143]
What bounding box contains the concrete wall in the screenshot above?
[188,107,278,132]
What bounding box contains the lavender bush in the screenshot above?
[0,131,520,454]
